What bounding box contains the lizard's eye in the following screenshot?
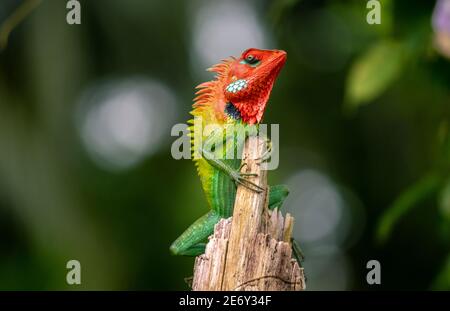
[241,54,260,66]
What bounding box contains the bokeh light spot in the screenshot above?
[284,169,350,246]
[190,0,269,74]
[76,77,177,171]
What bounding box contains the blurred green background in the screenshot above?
[0,0,449,290]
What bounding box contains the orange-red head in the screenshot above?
[224,48,287,124]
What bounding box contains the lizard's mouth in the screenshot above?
[264,50,287,76]
[248,50,287,85]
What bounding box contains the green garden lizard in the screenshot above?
[170,48,300,260]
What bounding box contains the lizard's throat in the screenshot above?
[231,100,267,125]
[224,75,276,124]
[225,75,275,124]
[232,84,273,124]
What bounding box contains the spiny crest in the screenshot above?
[188,58,234,184]
[206,57,235,78]
[189,57,234,132]
[192,57,234,111]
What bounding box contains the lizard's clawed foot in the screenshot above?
[255,141,272,166]
[239,162,248,171]
[255,154,271,166]
[240,172,258,177]
[232,171,265,193]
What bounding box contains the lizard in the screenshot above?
[170,48,301,261]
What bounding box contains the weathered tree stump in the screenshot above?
[192,136,305,291]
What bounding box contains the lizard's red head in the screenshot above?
[224,48,287,124]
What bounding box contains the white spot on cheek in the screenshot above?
[226,79,248,94]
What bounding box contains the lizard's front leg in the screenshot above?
[201,129,265,193]
[202,148,264,192]
[254,136,272,165]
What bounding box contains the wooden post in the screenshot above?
[192,136,305,291]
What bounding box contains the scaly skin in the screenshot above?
[170,48,291,257]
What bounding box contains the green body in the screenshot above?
[170,123,289,256]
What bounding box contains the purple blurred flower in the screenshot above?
[433,0,450,58]
[433,0,450,31]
